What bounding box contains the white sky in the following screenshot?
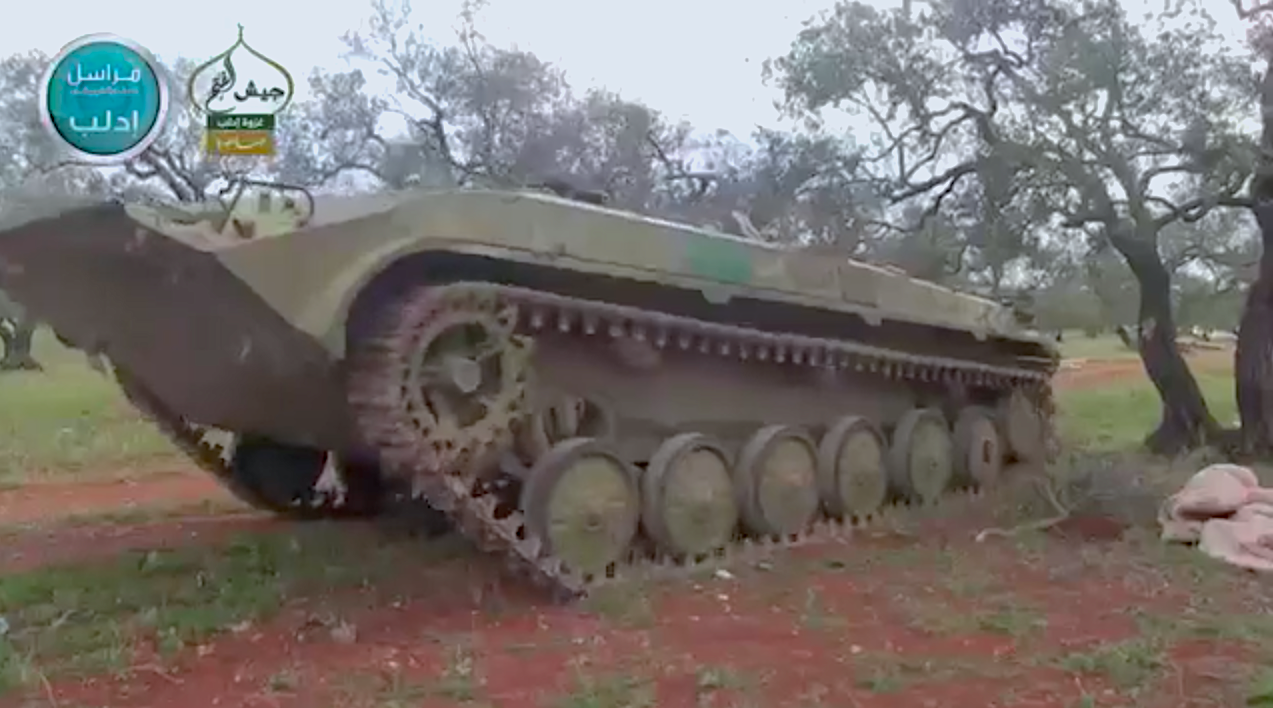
[0,0,839,139]
[0,0,1251,145]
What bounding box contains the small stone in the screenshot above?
[330,621,358,644]
[714,569,734,580]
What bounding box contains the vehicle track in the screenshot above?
[346,281,1058,598]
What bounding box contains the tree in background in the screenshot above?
[1228,0,1273,454]
[0,0,1261,462]
[767,0,1256,453]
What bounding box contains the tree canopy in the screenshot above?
[0,0,1264,444]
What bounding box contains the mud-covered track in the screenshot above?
[346,281,1058,599]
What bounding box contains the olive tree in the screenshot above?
[768,0,1256,453]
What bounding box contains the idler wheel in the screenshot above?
[735,425,820,538]
[520,437,640,576]
[953,406,1003,489]
[888,409,954,504]
[999,389,1045,463]
[816,416,888,519]
[641,433,739,558]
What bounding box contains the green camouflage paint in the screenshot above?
[683,234,753,284]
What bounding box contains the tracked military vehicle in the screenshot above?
[0,186,1058,597]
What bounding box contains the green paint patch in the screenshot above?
[683,235,753,284]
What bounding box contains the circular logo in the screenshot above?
[38,34,170,164]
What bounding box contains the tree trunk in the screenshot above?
[1236,262,1273,453]
[0,318,42,372]
[1110,230,1218,454]
[1235,62,1273,455]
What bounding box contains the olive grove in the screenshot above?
[0,0,1264,455]
[766,0,1262,453]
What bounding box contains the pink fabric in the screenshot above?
[1159,464,1273,571]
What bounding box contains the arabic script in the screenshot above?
[39,34,170,164]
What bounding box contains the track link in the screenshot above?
[348,281,1059,599]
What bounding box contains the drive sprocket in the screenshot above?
[349,285,532,482]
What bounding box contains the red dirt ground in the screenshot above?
[0,470,229,527]
[2,515,1264,708]
[0,351,1259,708]
[0,515,278,574]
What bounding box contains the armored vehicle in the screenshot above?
[0,186,1058,597]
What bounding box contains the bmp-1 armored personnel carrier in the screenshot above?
[0,187,1058,597]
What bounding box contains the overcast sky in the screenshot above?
[0,0,1251,139]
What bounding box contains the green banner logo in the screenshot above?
[187,25,294,157]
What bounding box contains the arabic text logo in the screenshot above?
[38,34,170,164]
[187,25,294,157]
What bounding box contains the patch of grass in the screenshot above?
[1058,332,1137,361]
[1058,365,1234,451]
[435,642,480,701]
[580,583,655,628]
[550,671,656,708]
[0,331,179,483]
[854,662,906,694]
[942,567,995,598]
[1180,610,1273,649]
[1056,638,1166,690]
[798,588,847,632]
[974,603,1048,636]
[852,654,1009,694]
[897,591,1045,638]
[1248,668,1273,705]
[1128,585,1273,659]
[0,525,465,694]
[695,664,750,695]
[895,594,968,636]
